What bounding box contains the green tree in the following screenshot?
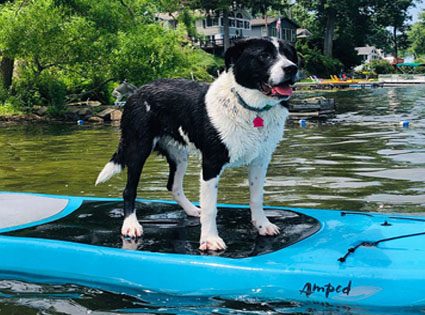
[374,0,416,58]
[0,0,218,112]
[111,23,218,84]
[0,52,13,90]
[295,0,354,57]
[408,11,425,58]
[366,59,395,74]
[0,0,120,107]
[365,26,393,55]
[295,0,415,60]
[0,0,16,90]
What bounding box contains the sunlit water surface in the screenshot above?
[1,86,425,314]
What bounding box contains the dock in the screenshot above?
[295,81,383,90]
[288,96,335,120]
[378,74,425,85]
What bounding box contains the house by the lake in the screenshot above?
[156,9,299,56]
[355,45,384,63]
[194,9,298,55]
[249,16,297,41]
[193,8,252,52]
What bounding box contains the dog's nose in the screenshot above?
[283,65,298,75]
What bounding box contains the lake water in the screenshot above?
[1,86,425,314]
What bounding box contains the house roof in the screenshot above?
[251,17,299,28]
[355,46,377,55]
[296,28,312,38]
[251,17,277,26]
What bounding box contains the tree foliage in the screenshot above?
[408,11,425,58]
[0,0,420,112]
[111,24,217,85]
[365,59,395,74]
[373,0,416,58]
[0,0,219,113]
[293,0,415,61]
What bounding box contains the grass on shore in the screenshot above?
[0,103,24,117]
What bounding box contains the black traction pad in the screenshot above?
[4,201,320,258]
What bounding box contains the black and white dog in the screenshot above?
[96,38,298,251]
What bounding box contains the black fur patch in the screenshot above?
[225,38,298,90]
[120,78,230,182]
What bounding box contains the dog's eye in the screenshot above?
[259,52,272,61]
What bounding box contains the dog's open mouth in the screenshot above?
[260,82,293,98]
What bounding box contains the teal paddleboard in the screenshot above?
[1,192,425,308]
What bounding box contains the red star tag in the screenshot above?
[253,116,264,128]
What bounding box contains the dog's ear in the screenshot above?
[283,41,299,66]
[224,40,249,72]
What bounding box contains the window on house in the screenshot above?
[279,28,285,40]
[206,16,212,27]
[244,21,250,29]
[286,29,291,41]
[236,13,243,28]
[205,15,219,27]
[228,11,235,28]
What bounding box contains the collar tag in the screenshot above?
[253,116,264,128]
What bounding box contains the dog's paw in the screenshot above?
[254,220,280,236]
[184,205,201,217]
[199,235,227,251]
[121,213,143,238]
[121,236,142,250]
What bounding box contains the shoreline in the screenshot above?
[0,105,123,124]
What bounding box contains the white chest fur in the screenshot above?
[205,70,288,167]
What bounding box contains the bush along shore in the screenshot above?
[0,102,122,124]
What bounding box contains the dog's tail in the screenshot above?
[95,140,125,186]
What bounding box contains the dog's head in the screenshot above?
[225,38,298,101]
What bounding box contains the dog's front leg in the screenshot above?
[249,157,280,236]
[199,175,226,251]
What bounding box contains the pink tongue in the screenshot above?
[271,85,293,96]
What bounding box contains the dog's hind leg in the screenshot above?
[161,143,201,217]
[121,137,154,238]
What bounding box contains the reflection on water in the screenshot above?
[0,279,413,315]
[1,86,425,314]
